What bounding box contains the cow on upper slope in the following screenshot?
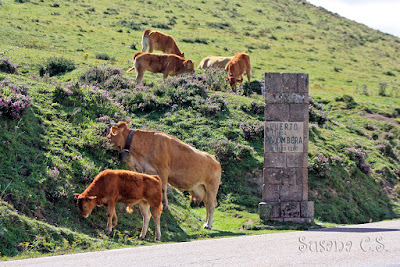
[127,52,194,83]
[74,169,163,241]
[225,51,251,91]
[197,56,233,69]
[107,121,221,230]
[141,29,184,57]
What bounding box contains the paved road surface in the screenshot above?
[2,220,399,266]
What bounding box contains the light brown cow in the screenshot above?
[225,52,251,91]
[197,56,233,69]
[107,121,221,229]
[141,29,184,57]
[74,169,163,241]
[127,52,195,83]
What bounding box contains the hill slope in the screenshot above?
[0,0,399,259]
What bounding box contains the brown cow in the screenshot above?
[74,169,163,241]
[127,52,195,83]
[197,56,233,69]
[225,52,251,91]
[107,121,221,229]
[141,29,184,57]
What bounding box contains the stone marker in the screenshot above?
[259,73,314,223]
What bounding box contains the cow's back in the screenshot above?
[131,131,221,190]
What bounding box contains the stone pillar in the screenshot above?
[259,73,314,223]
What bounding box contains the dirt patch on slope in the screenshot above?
[365,113,400,126]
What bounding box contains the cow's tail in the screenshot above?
[141,29,152,52]
[127,52,143,73]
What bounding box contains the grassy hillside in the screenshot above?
[0,0,399,259]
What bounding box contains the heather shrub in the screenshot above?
[0,80,32,120]
[210,138,255,165]
[309,153,332,178]
[240,120,264,141]
[0,57,19,74]
[39,57,75,77]
[240,101,264,115]
[95,53,115,61]
[78,66,130,89]
[345,144,372,174]
[309,97,328,125]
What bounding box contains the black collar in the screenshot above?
[124,129,136,150]
[120,129,135,161]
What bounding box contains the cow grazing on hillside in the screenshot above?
[107,121,222,230]
[74,169,163,241]
[225,52,251,91]
[127,52,195,83]
[141,29,184,57]
[197,56,233,69]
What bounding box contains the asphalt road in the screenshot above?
[3,220,400,266]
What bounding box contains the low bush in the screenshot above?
[0,57,19,74]
[39,57,75,77]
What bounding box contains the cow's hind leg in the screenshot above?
[202,182,219,230]
[139,202,151,240]
[151,203,163,241]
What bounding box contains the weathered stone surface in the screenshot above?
[280,183,303,202]
[301,201,314,218]
[283,217,313,223]
[264,153,286,167]
[286,153,308,168]
[264,168,296,185]
[265,104,289,121]
[281,202,300,218]
[265,73,309,93]
[263,184,280,201]
[265,92,309,104]
[259,202,281,219]
[289,104,309,121]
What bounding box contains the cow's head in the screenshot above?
[184,60,195,73]
[107,121,128,151]
[225,73,241,91]
[74,193,97,218]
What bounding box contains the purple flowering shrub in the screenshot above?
[209,138,255,164]
[0,79,32,119]
[109,72,228,116]
[345,144,372,174]
[0,57,19,74]
[240,120,264,141]
[309,153,333,178]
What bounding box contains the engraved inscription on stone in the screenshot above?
[265,122,304,152]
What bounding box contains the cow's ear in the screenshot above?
[117,121,127,129]
[88,196,97,200]
[111,126,119,136]
[74,193,80,200]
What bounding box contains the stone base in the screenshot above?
[259,201,314,223]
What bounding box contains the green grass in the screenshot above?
[0,0,399,260]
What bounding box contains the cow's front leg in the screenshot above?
[106,203,117,233]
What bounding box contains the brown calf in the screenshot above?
[74,169,163,241]
[225,52,251,91]
[127,52,195,83]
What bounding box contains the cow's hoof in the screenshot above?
[203,223,211,230]
[139,236,145,240]
[106,228,112,233]
[162,204,169,211]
